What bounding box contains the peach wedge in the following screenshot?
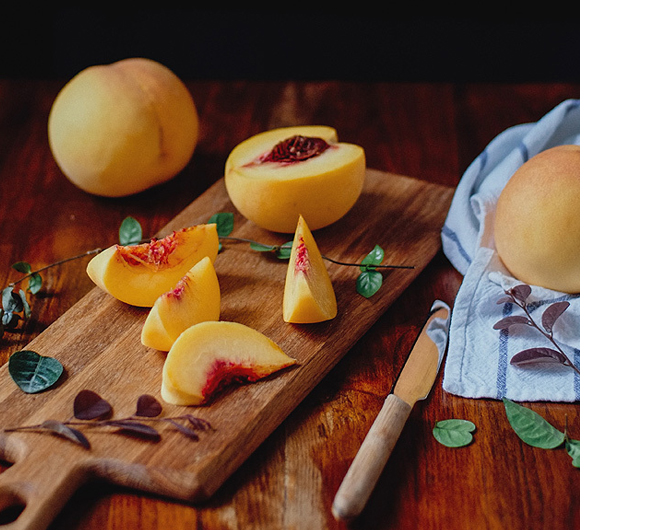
[141,256,221,351]
[224,125,365,233]
[160,321,297,406]
[87,223,219,307]
[283,215,337,324]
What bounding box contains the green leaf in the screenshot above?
[208,212,234,237]
[118,216,143,245]
[249,241,277,252]
[17,289,31,319]
[433,419,476,447]
[8,350,64,394]
[566,439,580,468]
[2,287,23,313]
[502,398,565,449]
[27,273,42,295]
[11,261,31,274]
[1,310,19,329]
[360,245,384,271]
[356,270,383,298]
[275,241,292,260]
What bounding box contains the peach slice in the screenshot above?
[283,215,337,323]
[86,223,219,307]
[160,321,297,406]
[141,256,221,351]
[224,125,366,233]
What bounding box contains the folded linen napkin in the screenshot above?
[439,99,580,402]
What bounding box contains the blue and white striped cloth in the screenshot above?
[439,99,580,402]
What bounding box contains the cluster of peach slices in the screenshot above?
[86,223,297,406]
[84,216,339,407]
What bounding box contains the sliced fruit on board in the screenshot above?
[161,320,297,406]
[87,223,219,307]
[141,256,221,351]
[283,215,337,324]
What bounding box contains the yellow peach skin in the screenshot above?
[494,144,580,294]
[283,215,337,323]
[48,57,199,197]
[224,126,365,233]
[161,321,297,406]
[86,224,219,307]
[141,256,221,351]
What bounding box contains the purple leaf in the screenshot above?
[493,315,531,330]
[542,301,570,334]
[164,419,199,440]
[40,420,91,449]
[509,284,532,304]
[73,390,112,420]
[135,394,162,418]
[496,295,515,305]
[181,414,214,431]
[510,347,568,366]
[106,420,161,440]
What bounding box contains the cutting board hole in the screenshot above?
[0,492,25,525]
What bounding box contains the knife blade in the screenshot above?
[331,301,450,522]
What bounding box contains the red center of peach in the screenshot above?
[260,135,330,164]
[117,231,180,268]
[295,237,309,273]
[202,360,261,401]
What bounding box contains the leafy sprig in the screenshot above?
[1,212,412,341]
[503,398,579,467]
[2,390,213,449]
[493,284,580,374]
[211,212,413,298]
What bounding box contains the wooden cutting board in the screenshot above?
[0,168,454,530]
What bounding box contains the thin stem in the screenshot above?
[8,248,104,288]
[220,236,415,270]
[514,297,580,375]
[321,255,415,270]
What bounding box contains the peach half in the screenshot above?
[283,215,337,323]
[48,58,199,197]
[160,321,297,406]
[86,223,219,307]
[141,256,221,351]
[224,125,366,233]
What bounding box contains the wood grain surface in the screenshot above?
[0,79,580,530]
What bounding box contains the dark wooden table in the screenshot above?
[0,79,580,530]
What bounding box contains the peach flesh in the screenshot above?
[224,125,365,233]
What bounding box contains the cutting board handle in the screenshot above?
[331,393,412,522]
[0,449,87,530]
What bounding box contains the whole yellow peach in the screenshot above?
[494,145,580,293]
[48,58,199,197]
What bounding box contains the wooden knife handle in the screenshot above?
[332,393,412,522]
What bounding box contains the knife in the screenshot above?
[331,301,451,522]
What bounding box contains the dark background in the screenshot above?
[1,8,579,82]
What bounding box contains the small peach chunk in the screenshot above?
[48,58,199,197]
[161,321,297,406]
[283,215,337,323]
[494,145,580,293]
[224,126,366,233]
[141,256,221,351]
[86,223,219,307]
